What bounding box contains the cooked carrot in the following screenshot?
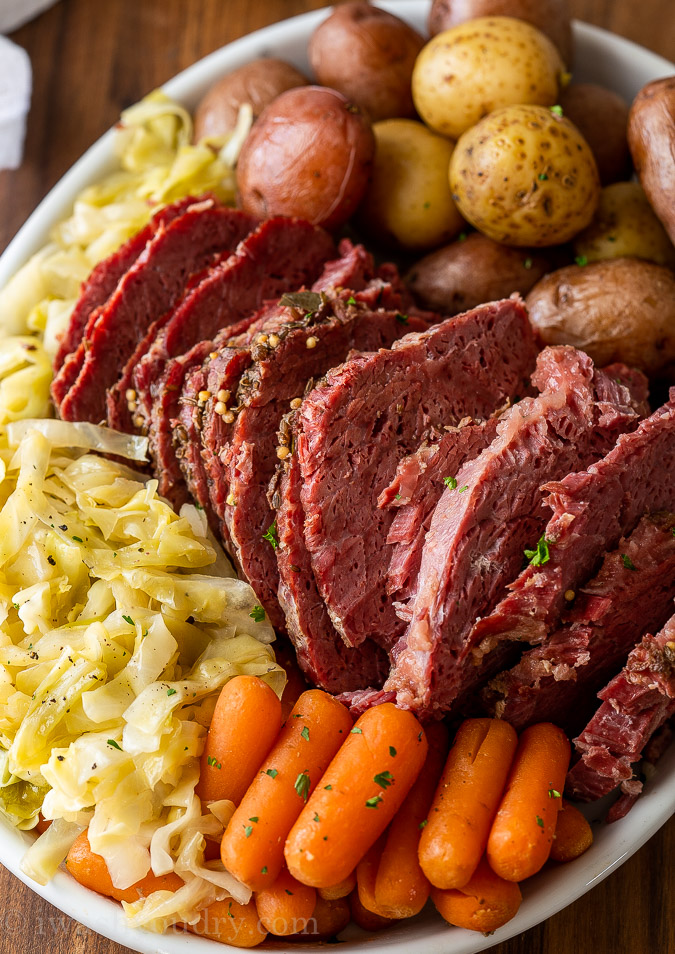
[431,856,522,933]
[221,689,353,892]
[550,799,593,862]
[356,836,387,917]
[285,702,428,889]
[419,718,518,890]
[287,895,351,941]
[375,721,449,917]
[275,640,310,724]
[66,831,183,902]
[189,898,267,948]
[318,871,357,901]
[487,722,571,882]
[255,867,317,936]
[197,675,282,805]
[350,888,395,932]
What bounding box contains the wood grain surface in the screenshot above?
[0,2,673,953]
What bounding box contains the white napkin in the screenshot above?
[0,34,31,170]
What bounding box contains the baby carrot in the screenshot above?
[318,871,357,901]
[66,831,183,902]
[197,675,282,805]
[221,689,353,892]
[374,721,449,917]
[356,837,387,917]
[255,867,317,936]
[419,718,517,890]
[285,702,428,889]
[350,888,395,932]
[288,895,351,941]
[550,800,593,862]
[487,722,571,882]
[189,898,267,948]
[431,856,522,933]
[275,640,310,724]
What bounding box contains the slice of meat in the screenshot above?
[378,416,501,608]
[50,197,199,405]
[225,298,428,631]
[107,218,337,434]
[385,347,648,717]
[565,611,675,802]
[483,512,675,729]
[472,389,675,650]
[57,200,255,423]
[298,298,539,652]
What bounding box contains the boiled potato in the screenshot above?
[558,83,631,184]
[449,104,600,246]
[628,77,675,246]
[574,182,675,269]
[308,2,424,122]
[193,58,308,141]
[526,257,675,376]
[412,17,565,139]
[357,119,464,250]
[405,232,551,313]
[236,86,375,231]
[427,0,573,66]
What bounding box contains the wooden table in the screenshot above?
[0,1,673,952]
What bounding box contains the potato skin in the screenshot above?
[558,83,631,184]
[526,257,675,376]
[308,2,424,122]
[236,86,375,231]
[574,182,675,269]
[412,17,565,140]
[193,58,308,141]
[628,77,675,247]
[405,233,550,313]
[357,119,464,251]
[427,0,572,66]
[449,104,600,247]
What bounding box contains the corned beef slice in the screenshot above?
[472,389,675,649]
[566,611,675,803]
[484,512,675,729]
[224,298,429,630]
[106,218,337,433]
[51,196,197,387]
[58,201,255,423]
[378,417,501,607]
[385,347,647,716]
[298,298,538,651]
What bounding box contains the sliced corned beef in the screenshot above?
[483,512,675,729]
[57,200,255,423]
[385,347,648,717]
[565,611,675,803]
[51,196,197,391]
[106,218,337,434]
[472,389,675,650]
[224,297,428,631]
[378,416,501,608]
[297,298,538,651]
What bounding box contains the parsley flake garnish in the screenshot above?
[389,746,397,757]
[313,813,320,823]
[444,475,457,489]
[621,553,637,571]
[548,788,561,798]
[167,688,177,697]
[266,769,278,779]
[249,816,259,823]
[301,726,310,742]
[249,605,265,622]
[262,520,279,550]
[395,493,401,500]
[374,770,394,790]
[324,784,333,791]
[207,756,222,769]
[366,795,383,809]
[419,819,428,829]
[351,727,363,734]
[524,535,552,567]
[261,866,268,874]
[347,296,357,306]
[244,825,253,838]
[538,173,548,181]
[575,255,588,267]
[285,889,294,896]
[396,313,409,325]
[535,815,544,828]
[458,485,469,494]
[294,771,311,802]
[523,257,533,269]
[107,739,122,751]
[72,535,83,543]
[550,104,564,117]
[122,614,135,626]
[458,232,467,242]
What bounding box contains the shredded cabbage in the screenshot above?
[0,427,283,919]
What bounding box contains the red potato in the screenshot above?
[559,83,631,184]
[308,2,425,121]
[236,86,375,230]
[628,77,675,246]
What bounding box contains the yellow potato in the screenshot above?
[358,118,465,250]
[412,16,565,139]
[574,182,675,269]
[449,104,600,246]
